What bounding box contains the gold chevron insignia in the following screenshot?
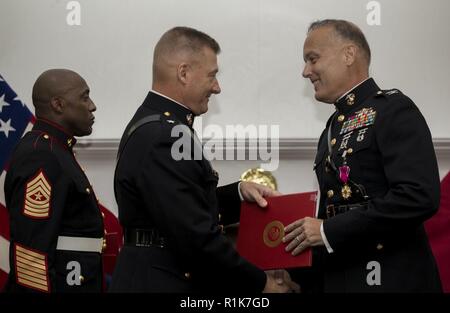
[23,170,51,219]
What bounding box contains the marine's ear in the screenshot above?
[343,43,357,66]
[50,96,65,114]
[177,63,190,85]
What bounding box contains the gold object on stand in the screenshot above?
[240,167,278,191]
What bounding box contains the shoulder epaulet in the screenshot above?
[163,117,181,126]
[30,132,53,151]
[384,89,402,96]
[374,89,404,100]
[160,112,182,126]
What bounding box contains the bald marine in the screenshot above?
[32,69,96,137]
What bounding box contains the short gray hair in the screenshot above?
[308,19,371,65]
[154,26,220,58]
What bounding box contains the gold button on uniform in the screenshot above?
[184,272,191,279]
[330,138,336,146]
[79,275,85,283]
[164,111,171,117]
[337,115,345,122]
[327,190,334,198]
[102,238,107,251]
[347,148,353,154]
[101,212,105,219]
[86,187,91,194]
[376,243,384,250]
[43,134,49,139]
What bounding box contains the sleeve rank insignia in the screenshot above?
[23,170,52,219]
[14,243,50,292]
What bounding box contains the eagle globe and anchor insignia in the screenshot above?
[262,220,284,248]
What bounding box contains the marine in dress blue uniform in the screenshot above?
[284,20,442,292]
[109,27,295,293]
[110,91,269,292]
[312,78,442,292]
[4,69,104,293]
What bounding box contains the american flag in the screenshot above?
[0,73,122,290]
[0,73,34,287]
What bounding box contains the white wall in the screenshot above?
[1,0,450,139]
[2,0,450,214]
[76,142,450,216]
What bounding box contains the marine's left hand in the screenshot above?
[282,217,324,256]
[239,181,281,207]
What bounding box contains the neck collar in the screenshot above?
[334,78,381,114]
[33,118,77,149]
[144,91,195,127]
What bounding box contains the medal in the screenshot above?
[339,165,350,184]
[341,184,352,199]
[339,151,352,199]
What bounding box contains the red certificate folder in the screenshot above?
[236,191,317,270]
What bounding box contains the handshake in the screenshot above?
[263,269,300,293]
